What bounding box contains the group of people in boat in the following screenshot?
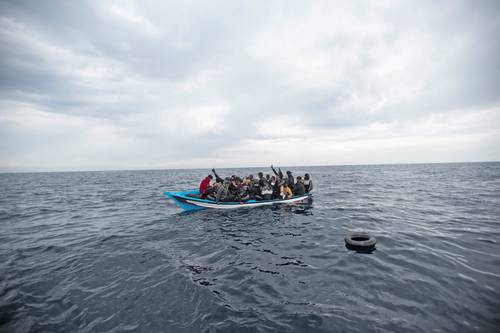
[198,166,313,202]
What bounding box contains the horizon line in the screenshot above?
[0,160,498,175]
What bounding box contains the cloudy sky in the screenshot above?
[0,0,499,172]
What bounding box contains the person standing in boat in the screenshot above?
[304,173,313,193]
[271,176,280,199]
[286,170,295,192]
[199,175,213,198]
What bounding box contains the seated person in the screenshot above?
[248,175,261,199]
[237,181,250,201]
[261,182,273,200]
[199,175,213,198]
[257,172,266,187]
[216,178,235,202]
[242,176,251,186]
[294,176,306,195]
[304,173,313,193]
[280,180,293,199]
[229,178,239,194]
[206,182,220,200]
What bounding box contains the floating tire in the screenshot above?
[345,233,376,251]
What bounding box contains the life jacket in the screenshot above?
[304,179,312,192]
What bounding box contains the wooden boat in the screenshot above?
[164,189,311,212]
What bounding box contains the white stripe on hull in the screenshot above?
[185,195,309,209]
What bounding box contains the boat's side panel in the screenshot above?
[164,190,311,212]
[173,194,309,210]
[182,198,302,209]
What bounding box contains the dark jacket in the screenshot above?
[287,173,294,191]
[258,177,267,188]
[294,181,306,195]
[249,179,261,195]
[272,181,281,199]
[212,169,224,183]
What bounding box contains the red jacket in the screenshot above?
[199,176,211,195]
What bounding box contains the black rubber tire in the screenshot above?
[345,233,376,250]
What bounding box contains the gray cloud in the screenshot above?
[0,0,499,171]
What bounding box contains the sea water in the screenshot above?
[1,162,499,332]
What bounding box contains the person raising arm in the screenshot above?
[271,165,284,179]
[212,168,224,183]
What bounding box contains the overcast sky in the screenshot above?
[0,0,499,172]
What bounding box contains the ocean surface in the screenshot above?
[1,163,499,332]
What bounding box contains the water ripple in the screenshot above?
[1,163,500,332]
